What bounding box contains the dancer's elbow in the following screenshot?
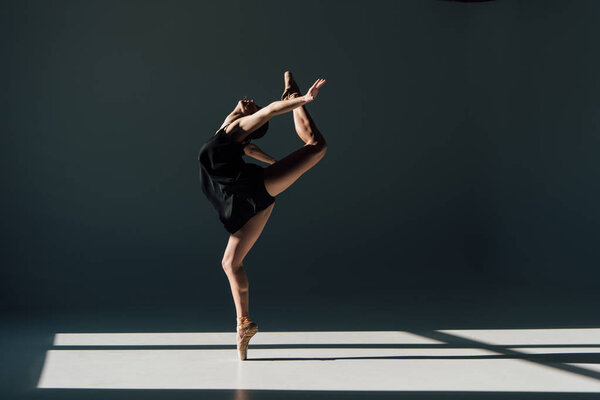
[262,103,278,117]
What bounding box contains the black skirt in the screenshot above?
[198,125,276,234]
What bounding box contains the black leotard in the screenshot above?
[198,124,275,234]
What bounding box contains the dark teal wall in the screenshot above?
[2,0,599,312]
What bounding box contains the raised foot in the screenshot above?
[281,70,301,100]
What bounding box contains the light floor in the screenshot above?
[37,329,600,392]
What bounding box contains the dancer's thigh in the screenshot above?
[263,143,326,197]
[222,202,275,267]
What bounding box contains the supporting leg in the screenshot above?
[222,262,250,318]
[221,202,274,319]
[221,203,274,360]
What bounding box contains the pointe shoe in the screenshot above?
[236,315,258,360]
[281,70,301,100]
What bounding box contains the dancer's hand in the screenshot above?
[304,78,326,102]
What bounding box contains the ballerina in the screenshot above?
[197,71,327,360]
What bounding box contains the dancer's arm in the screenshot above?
[234,78,326,136]
[235,95,309,135]
[243,143,277,165]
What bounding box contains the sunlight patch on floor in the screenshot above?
[38,329,600,392]
[53,331,439,346]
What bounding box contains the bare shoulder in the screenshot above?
[221,105,271,142]
[221,119,240,135]
[222,120,245,143]
[219,114,240,134]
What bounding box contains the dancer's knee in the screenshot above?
[307,133,327,154]
[222,259,243,275]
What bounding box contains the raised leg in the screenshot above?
[282,72,322,145]
[263,101,327,197]
[291,93,322,145]
[264,73,327,197]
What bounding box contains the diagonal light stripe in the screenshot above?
[438,328,600,345]
[510,347,600,354]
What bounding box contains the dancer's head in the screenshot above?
[231,98,269,140]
